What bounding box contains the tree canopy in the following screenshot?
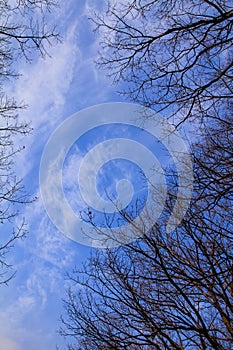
[61,1,233,349]
[94,0,233,125]
[61,114,233,350]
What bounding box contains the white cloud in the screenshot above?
[0,215,75,349]
[11,24,81,179]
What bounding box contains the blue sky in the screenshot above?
[0,1,120,349]
[0,1,194,349]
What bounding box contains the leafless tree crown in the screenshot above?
[61,1,233,349]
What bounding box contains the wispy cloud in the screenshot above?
[0,206,77,349]
[10,24,80,180]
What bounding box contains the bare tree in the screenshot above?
[60,1,233,348]
[0,0,59,285]
[60,112,233,349]
[93,0,233,126]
